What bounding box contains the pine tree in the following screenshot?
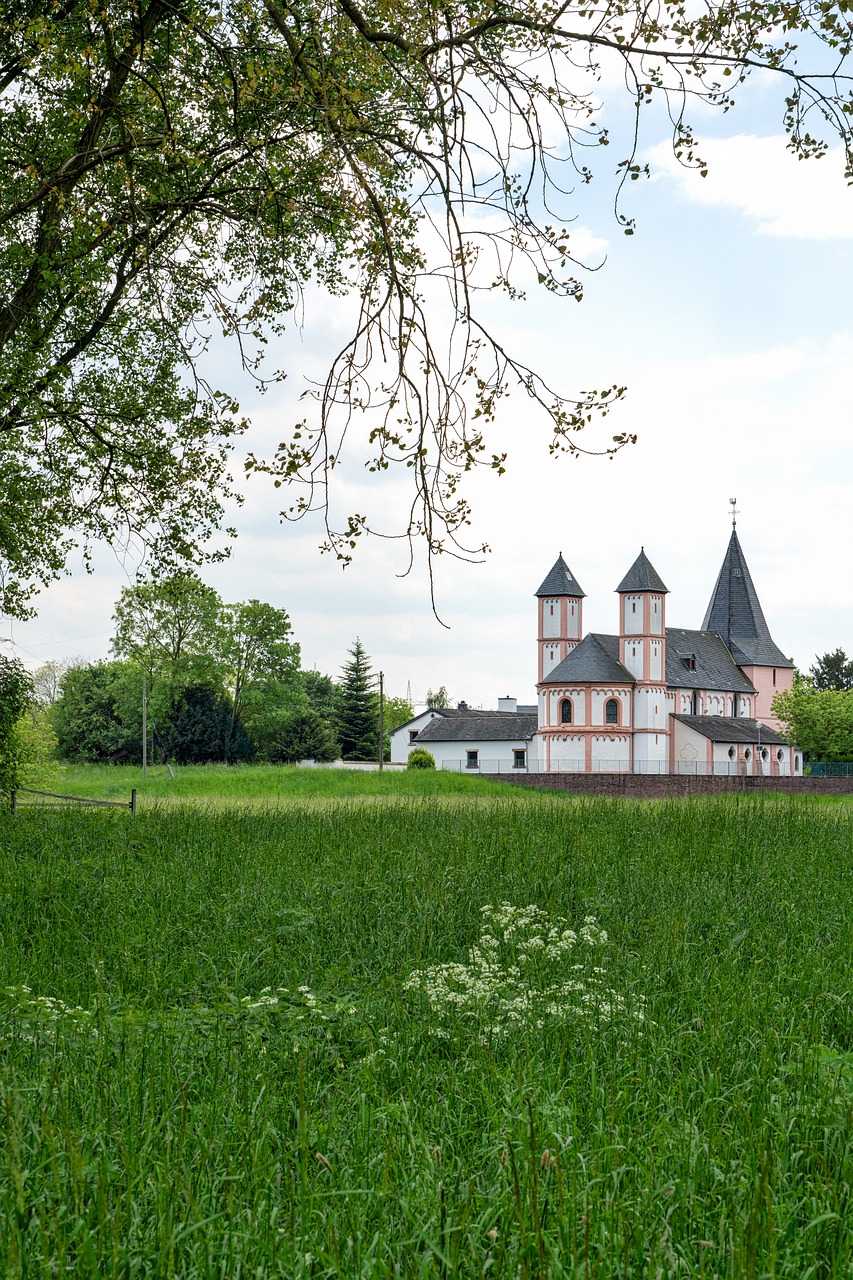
[337,640,379,762]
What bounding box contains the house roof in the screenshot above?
[542,633,634,686]
[616,549,669,594]
[535,554,585,598]
[416,712,539,743]
[673,715,786,745]
[701,531,792,668]
[665,628,756,693]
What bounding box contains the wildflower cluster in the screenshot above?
[237,985,359,1055]
[1,984,97,1045]
[403,903,644,1044]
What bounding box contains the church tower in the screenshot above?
[702,522,794,727]
[616,549,669,770]
[535,554,585,682]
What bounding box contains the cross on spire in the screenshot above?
[729,498,740,530]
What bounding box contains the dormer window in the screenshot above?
[681,653,696,671]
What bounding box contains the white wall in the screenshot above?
[428,738,534,772]
[389,710,444,763]
[591,735,631,770]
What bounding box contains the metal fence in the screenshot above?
[804,762,853,777]
[441,759,788,777]
[7,787,137,814]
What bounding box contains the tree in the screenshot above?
[163,685,254,765]
[337,639,378,761]
[426,687,451,710]
[215,600,301,742]
[772,682,853,761]
[378,693,414,761]
[51,661,142,763]
[810,649,853,692]
[31,658,83,706]
[0,655,35,793]
[1,1,852,615]
[266,710,340,764]
[301,671,342,723]
[111,572,223,715]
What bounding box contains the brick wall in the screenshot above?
[501,773,853,799]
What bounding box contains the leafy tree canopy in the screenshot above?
[809,649,853,692]
[426,686,451,710]
[772,684,853,762]
[0,654,35,791]
[1,0,852,615]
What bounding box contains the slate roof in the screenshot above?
[665,628,755,693]
[541,633,634,686]
[701,531,792,668]
[616,549,669,594]
[535,554,585,598]
[673,715,786,745]
[416,713,539,743]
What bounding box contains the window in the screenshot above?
[728,746,736,759]
[549,603,554,616]
[605,698,619,725]
[466,750,479,770]
[409,730,419,743]
[776,749,784,762]
[632,601,636,614]
[772,668,776,686]
[761,747,769,761]
[691,691,698,715]
[744,748,751,761]
[513,750,526,769]
[560,698,573,724]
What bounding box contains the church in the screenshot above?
[393,521,802,777]
[534,526,799,776]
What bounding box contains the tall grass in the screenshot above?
[2,796,852,1276]
[55,762,528,806]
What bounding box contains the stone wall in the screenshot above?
[501,773,853,799]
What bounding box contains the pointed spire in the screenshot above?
[702,531,791,666]
[535,554,585,598]
[616,548,668,594]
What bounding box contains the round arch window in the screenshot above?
[561,698,573,725]
[605,698,619,725]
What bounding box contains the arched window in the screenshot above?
[560,698,573,724]
[776,749,784,762]
[691,691,699,716]
[728,746,736,760]
[605,698,619,725]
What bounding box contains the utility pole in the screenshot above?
[378,670,385,772]
[142,677,148,780]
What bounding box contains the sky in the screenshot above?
[4,62,852,709]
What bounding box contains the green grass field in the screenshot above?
[47,762,528,807]
[2,785,852,1276]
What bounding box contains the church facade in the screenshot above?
[534,531,800,776]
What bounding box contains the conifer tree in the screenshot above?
[337,640,378,762]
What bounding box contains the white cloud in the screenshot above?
[647,134,853,239]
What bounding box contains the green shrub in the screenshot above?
[407,746,436,770]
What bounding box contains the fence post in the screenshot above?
[10,788,16,815]
[130,788,137,817]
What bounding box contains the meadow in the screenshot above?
[1,782,852,1276]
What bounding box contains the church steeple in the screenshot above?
[535,554,585,681]
[702,531,790,668]
[616,549,667,684]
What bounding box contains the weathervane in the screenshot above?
[729,498,739,530]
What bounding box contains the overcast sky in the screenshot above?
[6,67,852,708]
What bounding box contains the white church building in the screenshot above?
[391,528,802,777]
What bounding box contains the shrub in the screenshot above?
[407,747,436,770]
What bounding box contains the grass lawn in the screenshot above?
[46,762,531,808]
[2,793,852,1276]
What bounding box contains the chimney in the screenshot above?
[497,696,517,713]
